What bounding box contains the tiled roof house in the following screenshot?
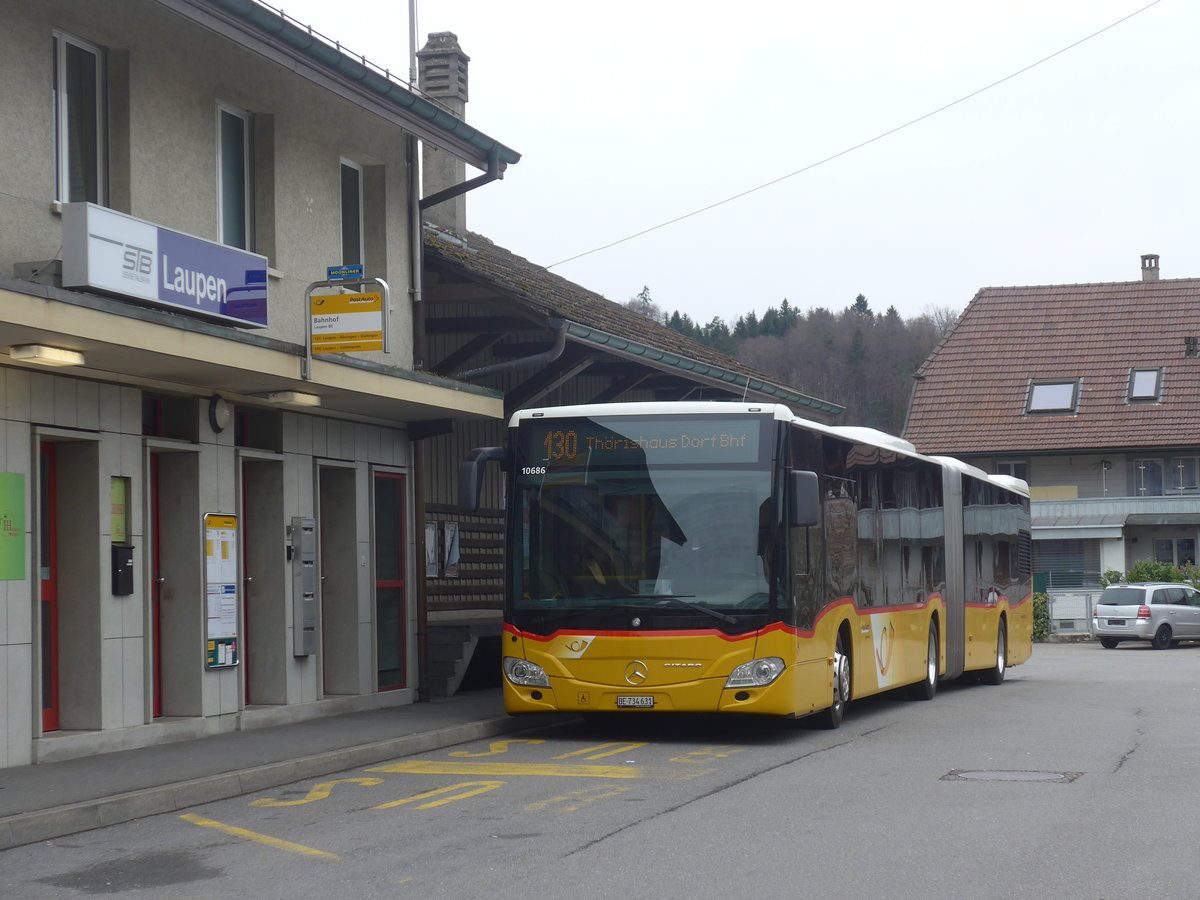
[904,254,1200,632]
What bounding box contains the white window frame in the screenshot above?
[1128,368,1162,401]
[1026,379,1080,413]
[53,30,106,205]
[217,103,253,249]
[995,460,1028,482]
[340,159,364,267]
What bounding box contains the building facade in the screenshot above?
[0,0,520,768]
[903,255,1200,632]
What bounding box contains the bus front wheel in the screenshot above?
[815,631,850,729]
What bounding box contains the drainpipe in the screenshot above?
[413,438,431,702]
[454,317,567,381]
[408,5,429,704]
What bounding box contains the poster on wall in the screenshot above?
[425,521,439,578]
[0,474,25,580]
[443,521,460,578]
[203,513,239,667]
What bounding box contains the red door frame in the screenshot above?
[375,473,406,691]
[39,443,59,732]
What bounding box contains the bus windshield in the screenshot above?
[512,414,777,630]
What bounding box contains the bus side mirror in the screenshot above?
[459,446,507,511]
[788,470,820,528]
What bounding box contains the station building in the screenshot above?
[0,0,519,768]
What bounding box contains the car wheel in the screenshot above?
[980,621,1007,685]
[815,630,850,729]
[1099,637,1120,649]
[907,622,938,701]
[1151,624,1172,650]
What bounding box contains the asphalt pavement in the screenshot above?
[0,688,552,851]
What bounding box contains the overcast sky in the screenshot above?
[269,0,1196,323]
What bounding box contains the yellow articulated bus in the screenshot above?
[460,402,1032,728]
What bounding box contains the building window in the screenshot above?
[53,31,105,204]
[340,160,363,267]
[995,460,1028,482]
[218,104,252,249]
[1133,458,1164,496]
[1155,538,1195,567]
[1026,379,1079,413]
[1128,368,1162,401]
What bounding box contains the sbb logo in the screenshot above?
[122,244,152,283]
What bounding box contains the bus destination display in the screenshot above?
[522,417,763,471]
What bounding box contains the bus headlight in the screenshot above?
[725,657,785,688]
[504,656,550,687]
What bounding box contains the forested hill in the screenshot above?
[626,289,958,435]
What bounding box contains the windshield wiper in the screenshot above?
[553,594,740,626]
[615,593,739,626]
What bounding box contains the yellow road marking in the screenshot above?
[373,780,505,810]
[552,742,648,761]
[525,785,632,812]
[367,760,709,780]
[670,746,745,763]
[249,777,382,807]
[179,813,339,860]
[448,739,546,758]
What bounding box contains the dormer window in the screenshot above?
[1128,368,1162,402]
[1026,379,1080,414]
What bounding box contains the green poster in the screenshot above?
[0,473,26,580]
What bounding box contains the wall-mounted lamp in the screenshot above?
[10,344,85,367]
[208,394,233,433]
[266,390,321,408]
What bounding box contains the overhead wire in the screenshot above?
[545,0,1165,270]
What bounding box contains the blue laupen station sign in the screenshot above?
[62,203,268,328]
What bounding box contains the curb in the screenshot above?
[0,713,551,852]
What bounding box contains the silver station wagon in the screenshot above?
[1091,582,1200,649]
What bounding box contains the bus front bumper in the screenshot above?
[502,658,830,718]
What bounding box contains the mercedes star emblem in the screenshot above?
[624,660,649,685]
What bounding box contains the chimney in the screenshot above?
[1141,253,1160,282]
[418,33,469,233]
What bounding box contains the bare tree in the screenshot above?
[625,286,664,322]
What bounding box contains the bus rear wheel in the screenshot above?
[815,631,850,729]
[980,621,1007,685]
[907,623,938,701]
